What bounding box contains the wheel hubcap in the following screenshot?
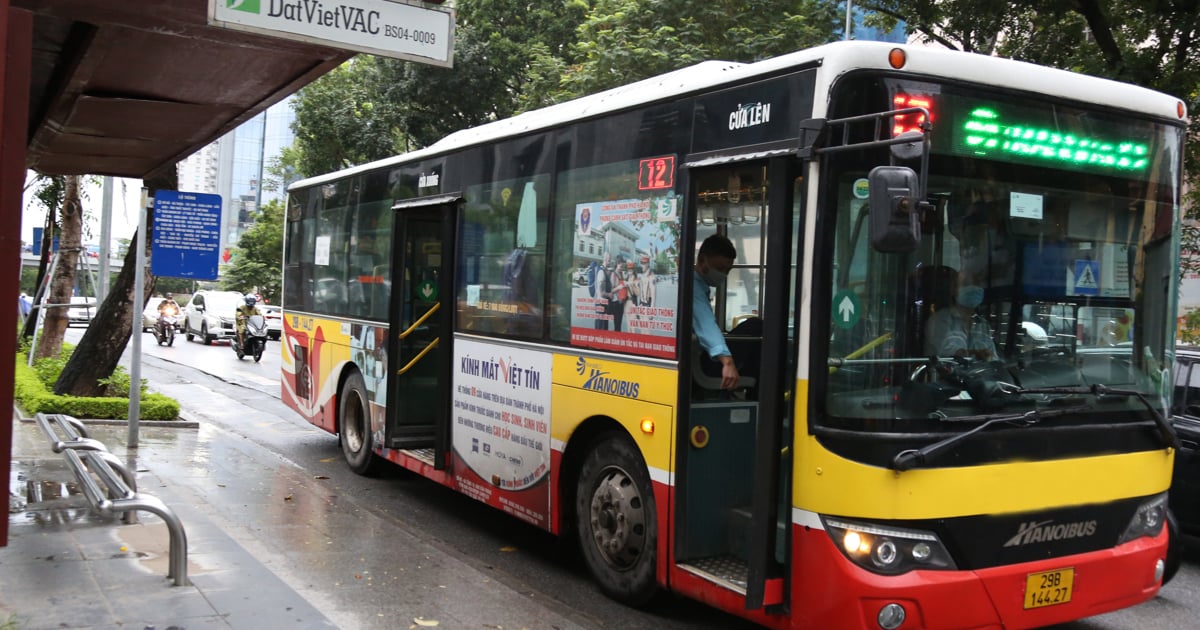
[588,466,646,570]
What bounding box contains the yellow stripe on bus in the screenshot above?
[790,381,1174,519]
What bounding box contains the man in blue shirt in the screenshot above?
[694,234,741,390]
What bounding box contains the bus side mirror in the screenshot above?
[868,166,922,253]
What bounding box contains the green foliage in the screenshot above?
[563,0,840,95]
[286,0,593,177]
[28,174,65,218]
[95,365,147,398]
[291,57,410,176]
[221,199,284,301]
[15,352,179,421]
[1181,309,1200,346]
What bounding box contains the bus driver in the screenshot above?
[924,269,996,360]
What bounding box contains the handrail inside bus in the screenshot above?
[397,338,440,376]
[400,303,441,340]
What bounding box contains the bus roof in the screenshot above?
[290,40,1185,190]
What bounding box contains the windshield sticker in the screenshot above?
[1010,192,1044,220]
[832,289,861,330]
[853,178,870,199]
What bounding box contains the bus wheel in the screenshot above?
[339,371,381,476]
[575,433,658,606]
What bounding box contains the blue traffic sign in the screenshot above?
[1072,259,1100,297]
[152,190,222,280]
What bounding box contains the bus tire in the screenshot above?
[575,432,658,606]
[339,371,382,476]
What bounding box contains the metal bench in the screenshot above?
[33,413,189,586]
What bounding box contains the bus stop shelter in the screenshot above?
[0,0,353,546]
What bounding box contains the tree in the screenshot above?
[283,0,592,180]
[53,168,172,397]
[221,199,284,302]
[34,175,82,360]
[22,174,64,338]
[290,56,409,177]
[560,0,841,95]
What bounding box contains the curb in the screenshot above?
[12,406,200,429]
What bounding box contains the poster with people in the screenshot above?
[570,194,680,358]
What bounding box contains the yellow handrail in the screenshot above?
[397,338,440,376]
[828,332,893,374]
[399,302,441,340]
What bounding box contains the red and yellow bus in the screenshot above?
[281,41,1187,628]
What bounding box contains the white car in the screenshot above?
[183,290,244,345]
[259,304,282,340]
[67,296,96,326]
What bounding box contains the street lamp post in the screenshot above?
[845,1,853,41]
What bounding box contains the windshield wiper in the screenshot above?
[893,384,1181,471]
[999,383,1179,451]
[891,405,1092,471]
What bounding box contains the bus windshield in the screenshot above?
[820,77,1183,439]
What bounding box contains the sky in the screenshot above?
[22,171,146,250]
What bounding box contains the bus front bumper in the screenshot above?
[792,525,1165,629]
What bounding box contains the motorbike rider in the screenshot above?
[235,294,262,349]
[156,293,179,337]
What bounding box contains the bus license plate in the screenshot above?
[1024,568,1074,609]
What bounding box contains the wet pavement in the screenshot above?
[2,410,588,630]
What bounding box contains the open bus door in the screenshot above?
[385,197,458,467]
[677,158,801,612]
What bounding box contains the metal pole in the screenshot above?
[98,176,112,302]
[845,1,853,41]
[127,188,148,448]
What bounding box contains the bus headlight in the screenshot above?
[822,516,956,575]
[1118,493,1167,545]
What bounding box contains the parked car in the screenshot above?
[66,296,96,326]
[183,290,243,345]
[1170,348,1200,535]
[259,304,282,340]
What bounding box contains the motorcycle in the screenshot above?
[234,314,269,362]
[155,305,179,346]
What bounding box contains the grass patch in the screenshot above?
[15,344,180,420]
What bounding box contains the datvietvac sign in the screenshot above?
[210,0,454,67]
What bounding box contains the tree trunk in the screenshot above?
[21,204,57,339]
[34,175,81,360]
[54,168,175,396]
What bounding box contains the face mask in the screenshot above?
[957,285,985,309]
[702,267,728,287]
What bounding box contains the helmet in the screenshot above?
[244,295,257,307]
[165,293,173,299]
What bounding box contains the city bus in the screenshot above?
[280,41,1187,629]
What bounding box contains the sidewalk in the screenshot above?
[3,409,588,630]
[3,413,339,630]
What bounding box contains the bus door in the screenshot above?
[385,198,458,467]
[677,158,802,610]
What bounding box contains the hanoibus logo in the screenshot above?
[575,356,641,399]
[226,0,261,13]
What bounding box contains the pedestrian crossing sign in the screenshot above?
[1072,260,1100,296]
